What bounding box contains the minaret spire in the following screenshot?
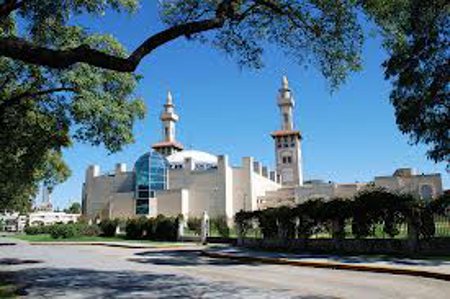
[271,75,303,186]
[166,90,173,106]
[152,91,184,156]
[277,75,295,131]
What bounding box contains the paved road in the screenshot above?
[1,239,449,298]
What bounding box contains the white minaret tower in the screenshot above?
[152,91,184,156]
[271,76,303,186]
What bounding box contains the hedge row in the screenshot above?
[125,215,179,241]
[235,188,450,240]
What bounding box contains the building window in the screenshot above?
[134,151,168,215]
[136,199,149,215]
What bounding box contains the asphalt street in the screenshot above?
[1,239,449,298]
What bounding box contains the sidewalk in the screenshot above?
[0,236,204,250]
[202,246,450,281]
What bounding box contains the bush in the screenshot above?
[24,225,51,235]
[234,210,255,238]
[143,218,157,240]
[211,216,230,238]
[125,217,147,239]
[100,219,119,237]
[154,215,179,241]
[187,217,202,235]
[49,223,79,239]
[80,224,101,237]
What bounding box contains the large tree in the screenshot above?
[0,0,448,210]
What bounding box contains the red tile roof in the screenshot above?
[270,130,302,138]
[151,141,184,150]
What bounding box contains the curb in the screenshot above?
[28,242,199,250]
[201,251,450,282]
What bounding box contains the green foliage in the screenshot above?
[27,222,101,238]
[153,215,179,241]
[24,225,52,235]
[160,0,363,90]
[99,219,119,237]
[234,189,446,241]
[320,198,353,239]
[49,223,79,239]
[351,188,415,238]
[187,217,202,235]
[361,0,449,163]
[295,199,325,239]
[64,202,81,214]
[234,210,255,238]
[80,224,101,237]
[211,216,230,238]
[125,215,179,241]
[125,217,147,240]
[0,0,145,212]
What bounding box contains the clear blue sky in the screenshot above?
[47,2,448,209]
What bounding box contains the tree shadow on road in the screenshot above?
[130,249,249,267]
[1,267,336,298]
[0,258,42,265]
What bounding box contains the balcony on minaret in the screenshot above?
[152,91,184,157]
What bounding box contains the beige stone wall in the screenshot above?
[110,192,135,219]
[83,165,134,220]
[375,173,443,199]
[232,157,282,214]
[156,189,189,218]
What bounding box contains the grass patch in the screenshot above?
[13,234,187,247]
[0,283,17,298]
[0,274,18,299]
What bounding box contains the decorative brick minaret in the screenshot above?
[152,91,184,156]
[271,76,303,186]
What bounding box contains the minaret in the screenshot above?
[271,76,303,186]
[152,91,184,156]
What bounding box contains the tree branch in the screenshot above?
[0,0,24,18]
[0,1,238,73]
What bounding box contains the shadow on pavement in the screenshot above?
[130,250,249,267]
[1,267,336,298]
[0,258,42,265]
[212,247,450,267]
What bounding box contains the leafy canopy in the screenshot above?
[0,0,448,211]
[0,0,145,211]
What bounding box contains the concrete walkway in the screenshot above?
[203,246,450,280]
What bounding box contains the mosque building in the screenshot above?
[81,77,443,220]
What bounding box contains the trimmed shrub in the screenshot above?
[24,225,51,235]
[144,218,157,240]
[81,224,101,237]
[100,219,119,237]
[49,224,79,239]
[125,217,147,239]
[211,216,230,238]
[234,210,254,238]
[187,217,202,235]
[154,215,179,241]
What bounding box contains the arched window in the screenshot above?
[420,185,433,201]
[134,152,169,215]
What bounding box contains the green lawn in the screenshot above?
[0,277,18,299]
[0,284,16,298]
[13,234,188,246]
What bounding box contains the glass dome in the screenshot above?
[134,151,169,215]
